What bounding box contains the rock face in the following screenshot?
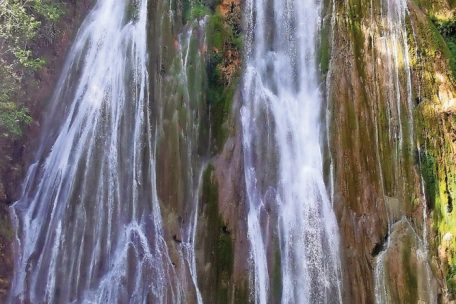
[327,0,455,302]
[147,0,247,301]
[327,0,414,301]
[375,219,438,303]
[0,207,13,298]
[407,1,456,299]
[196,92,249,303]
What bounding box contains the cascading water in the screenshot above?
[373,0,438,302]
[374,1,411,299]
[416,144,438,303]
[166,18,208,304]
[381,0,414,155]
[241,0,342,302]
[8,0,207,302]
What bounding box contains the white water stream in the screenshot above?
[242,0,343,303]
[373,0,437,302]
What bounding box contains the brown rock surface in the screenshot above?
[378,219,438,303]
[327,0,434,301]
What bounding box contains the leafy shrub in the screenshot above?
[0,102,32,137]
[189,3,210,20]
[431,17,456,79]
[0,0,63,137]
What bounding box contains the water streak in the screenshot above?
[242,0,342,302]
[373,3,438,301]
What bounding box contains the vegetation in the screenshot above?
[318,18,331,75]
[183,0,242,153]
[0,0,64,137]
[201,165,234,303]
[205,2,241,152]
[183,2,242,299]
[430,16,456,78]
[186,3,210,21]
[408,2,456,297]
[419,150,438,209]
[447,264,456,294]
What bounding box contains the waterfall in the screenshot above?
[7,0,208,302]
[241,0,342,302]
[374,0,411,302]
[6,0,443,302]
[373,0,438,302]
[172,19,207,304]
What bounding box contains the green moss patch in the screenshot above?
[201,165,235,302]
[204,4,241,153]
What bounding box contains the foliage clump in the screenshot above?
[430,17,456,78]
[0,0,64,137]
[187,2,210,21]
[175,0,242,153]
[419,150,438,209]
[204,1,241,152]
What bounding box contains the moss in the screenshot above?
[233,282,249,303]
[349,15,367,79]
[272,246,282,302]
[185,2,211,21]
[206,11,225,49]
[419,149,438,209]
[201,165,235,302]
[215,232,234,302]
[411,12,451,83]
[318,11,331,75]
[0,211,14,242]
[447,264,456,294]
[204,5,241,153]
[430,16,456,79]
[208,79,236,152]
[410,4,456,292]
[176,2,242,156]
[126,0,140,22]
[344,0,372,81]
[402,237,418,303]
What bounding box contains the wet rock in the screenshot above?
[213,89,249,285]
[375,219,438,303]
[328,0,435,301]
[385,196,404,224]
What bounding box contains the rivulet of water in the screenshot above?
[381,0,414,160]
[374,0,411,301]
[241,0,343,303]
[373,2,438,301]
